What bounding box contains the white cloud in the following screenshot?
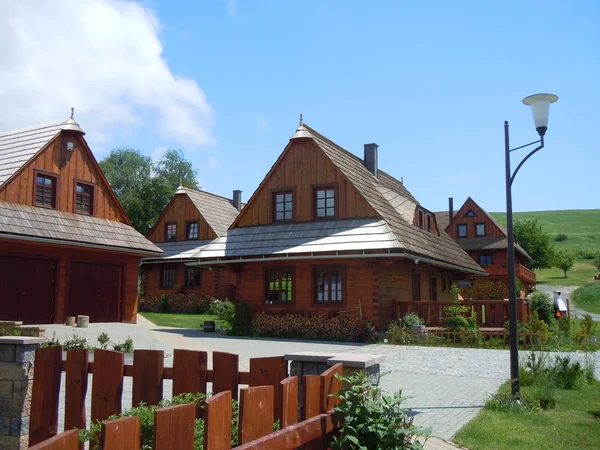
[151,146,167,162]
[0,0,214,149]
[257,114,269,131]
[450,171,472,182]
[208,155,218,169]
[222,0,237,16]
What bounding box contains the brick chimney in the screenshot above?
[364,143,378,177]
[233,190,242,211]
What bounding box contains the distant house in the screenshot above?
[140,186,242,300]
[0,116,162,324]
[435,197,536,289]
[189,121,487,329]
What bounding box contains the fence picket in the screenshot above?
[239,386,275,444]
[320,364,342,412]
[91,349,125,423]
[303,375,321,420]
[28,429,80,450]
[132,349,164,407]
[204,391,232,450]
[29,346,63,446]
[172,349,208,418]
[249,356,287,423]
[99,416,140,450]
[280,377,298,428]
[64,348,89,450]
[212,351,239,400]
[154,403,196,450]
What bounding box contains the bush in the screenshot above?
[401,312,424,329]
[159,295,171,313]
[139,293,214,314]
[97,332,110,349]
[112,338,134,353]
[459,279,508,300]
[442,299,478,331]
[575,247,597,260]
[229,301,252,336]
[251,312,377,342]
[63,334,90,351]
[529,291,555,326]
[554,233,568,242]
[208,300,235,325]
[575,314,597,344]
[330,371,427,450]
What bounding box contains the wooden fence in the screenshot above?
[390,328,546,348]
[29,359,344,450]
[28,347,290,447]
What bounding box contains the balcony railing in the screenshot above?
[479,263,536,285]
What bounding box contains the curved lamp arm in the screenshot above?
[510,135,544,186]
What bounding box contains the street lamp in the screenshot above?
[505,93,558,398]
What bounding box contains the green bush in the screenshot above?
[139,293,213,314]
[208,300,235,325]
[330,371,427,450]
[97,332,110,349]
[529,291,555,326]
[112,338,134,353]
[442,299,477,331]
[554,233,568,242]
[63,334,90,351]
[402,312,424,329]
[575,247,597,260]
[575,314,597,344]
[159,294,171,313]
[229,301,252,336]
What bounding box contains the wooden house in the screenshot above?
[0,116,162,324]
[435,197,536,288]
[189,121,487,329]
[140,186,242,300]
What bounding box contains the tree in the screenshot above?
[593,254,600,273]
[554,250,576,278]
[99,148,199,234]
[513,219,556,270]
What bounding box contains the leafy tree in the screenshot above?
[529,291,555,326]
[554,250,576,278]
[100,148,198,234]
[593,254,600,272]
[513,219,556,270]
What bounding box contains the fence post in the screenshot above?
[0,336,47,449]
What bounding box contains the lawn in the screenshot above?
[571,283,600,315]
[454,380,600,450]
[139,312,229,330]
[535,262,598,287]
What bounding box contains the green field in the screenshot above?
[139,312,229,330]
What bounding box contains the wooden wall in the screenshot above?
[0,238,139,324]
[234,139,378,227]
[446,197,504,239]
[0,132,125,222]
[147,194,216,242]
[143,263,237,300]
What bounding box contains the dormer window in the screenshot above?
[165,222,177,241]
[457,224,467,238]
[476,223,486,237]
[465,209,477,217]
[314,186,336,218]
[187,221,199,239]
[418,210,424,228]
[75,181,94,215]
[35,172,57,208]
[273,190,293,222]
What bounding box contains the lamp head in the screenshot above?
[522,93,558,136]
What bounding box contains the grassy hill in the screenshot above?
[490,209,600,286]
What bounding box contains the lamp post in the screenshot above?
[505,93,558,398]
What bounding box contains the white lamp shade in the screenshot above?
[522,93,558,130]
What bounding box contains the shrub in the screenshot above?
[159,294,171,313]
[575,314,597,344]
[229,301,252,336]
[112,338,134,353]
[208,300,235,325]
[251,312,377,342]
[63,334,90,351]
[442,299,477,331]
[401,312,424,329]
[97,332,110,349]
[139,293,214,314]
[330,371,427,450]
[529,291,555,326]
[554,233,568,242]
[551,356,585,390]
[593,255,600,272]
[575,247,597,260]
[527,310,552,341]
[459,279,508,300]
[557,316,572,333]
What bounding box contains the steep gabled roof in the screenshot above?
[434,211,451,230]
[179,186,241,236]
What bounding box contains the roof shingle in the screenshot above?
[177,186,241,236]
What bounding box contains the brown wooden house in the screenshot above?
[189,121,487,329]
[0,117,162,324]
[140,186,242,300]
[435,197,536,288]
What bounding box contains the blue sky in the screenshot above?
[2,0,598,213]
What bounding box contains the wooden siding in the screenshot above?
[147,194,217,243]
[143,264,237,300]
[446,197,504,239]
[234,139,378,228]
[411,207,440,236]
[0,132,126,222]
[0,238,140,324]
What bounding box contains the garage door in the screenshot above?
[67,262,122,322]
[0,256,56,324]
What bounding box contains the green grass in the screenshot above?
[454,380,600,450]
[572,283,600,315]
[139,312,229,330]
[535,262,598,287]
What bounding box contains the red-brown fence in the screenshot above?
[29,361,344,450]
[390,328,546,348]
[29,347,290,447]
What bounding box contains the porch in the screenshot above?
[482,263,537,286]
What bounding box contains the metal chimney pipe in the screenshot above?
[233,190,242,211]
[364,143,378,177]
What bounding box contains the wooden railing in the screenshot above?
[29,358,344,450]
[397,298,529,328]
[480,263,537,285]
[390,328,546,348]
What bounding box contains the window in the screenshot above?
[314,267,344,304]
[35,173,57,208]
[418,210,424,228]
[165,222,177,241]
[465,209,477,217]
[427,214,432,232]
[479,254,493,266]
[273,191,293,221]
[430,277,438,301]
[265,269,293,304]
[187,222,199,239]
[160,268,176,288]
[457,224,467,238]
[314,187,336,218]
[186,267,201,288]
[75,182,94,214]
[476,223,486,237]
[442,277,447,293]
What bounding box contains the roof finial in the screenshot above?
[401,176,404,183]
[179,177,183,186]
[70,107,74,120]
[299,113,303,126]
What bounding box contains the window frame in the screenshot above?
[165,222,177,242]
[33,169,59,209]
[479,254,494,267]
[160,267,177,289]
[186,221,199,240]
[264,267,295,306]
[271,188,295,223]
[418,209,424,228]
[312,183,338,220]
[430,276,438,301]
[186,267,202,288]
[457,224,468,238]
[73,179,95,215]
[312,265,346,306]
[427,213,432,232]
[475,222,486,237]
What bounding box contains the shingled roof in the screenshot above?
[0,201,162,255]
[176,186,241,236]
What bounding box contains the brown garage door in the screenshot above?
[68,262,122,322]
[0,256,56,324]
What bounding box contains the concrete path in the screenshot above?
[536,284,600,321]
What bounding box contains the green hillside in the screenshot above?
[490,209,600,286]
